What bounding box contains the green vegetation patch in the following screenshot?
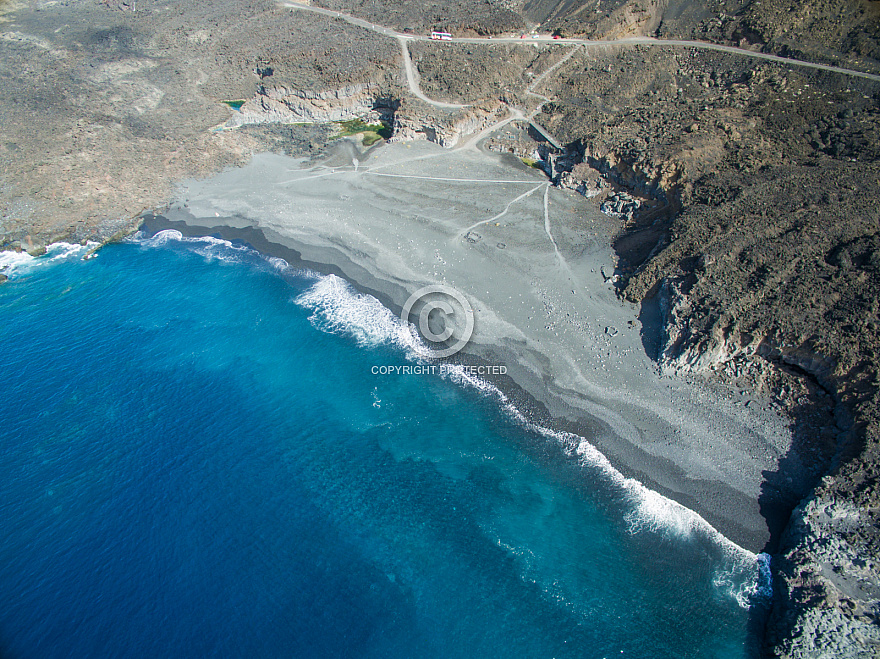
[334,119,393,146]
[520,157,543,169]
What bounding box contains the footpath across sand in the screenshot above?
[148,139,799,552]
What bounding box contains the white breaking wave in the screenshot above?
[444,364,714,544]
[714,551,773,608]
[445,362,772,608]
[295,274,418,352]
[0,233,774,608]
[137,228,184,246]
[0,242,100,279]
[0,250,36,275]
[293,272,773,609]
[136,229,250,264]
[268,256,296,274]
[136,229,245,253]
[133,229,318,279]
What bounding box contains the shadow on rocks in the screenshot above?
[637,291,664,362]
[758,375,837,555]
[748,373,838,655]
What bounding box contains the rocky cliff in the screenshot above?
[2,0,879,655]
[226,83,391,127]
[615,119,880,659]
[389,99,510,147]
[766,494,880,658]
[504,32,880,656]
[0,0,400,247]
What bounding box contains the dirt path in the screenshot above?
[396,37,469,109]
[284,2,880,84]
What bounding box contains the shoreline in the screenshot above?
[136,219,770,592]
[135,139,808,552]
[139,212,782,553]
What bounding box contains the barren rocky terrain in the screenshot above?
[0,0,400,246]
[314,0,527,36]
[523,33,880,657]
[2,0,879,655]
[521,0,880,75]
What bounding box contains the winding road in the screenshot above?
[283,1,879,154]
[396,36,468,109]
[284,2,880,86]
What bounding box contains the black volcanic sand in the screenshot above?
[140,139,810,552]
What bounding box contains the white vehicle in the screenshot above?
[430,31,453,41]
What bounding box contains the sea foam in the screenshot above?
[0,242,100,280]
[295,274,420,354]
[136,229,249,264]
[292,271,773,609]
[133,229,318,280]
[445,361,772,608]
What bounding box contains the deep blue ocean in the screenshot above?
[0,233,769,658]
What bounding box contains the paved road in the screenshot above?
[284,2,880,84]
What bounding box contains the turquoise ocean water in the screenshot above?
[0,232,769,658]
